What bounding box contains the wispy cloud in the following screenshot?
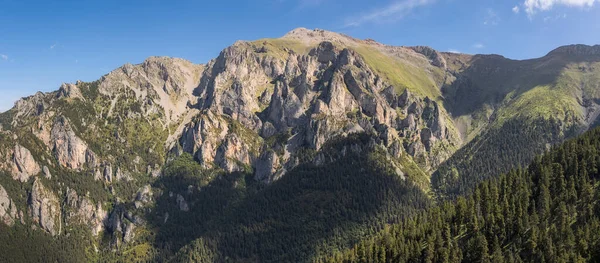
[473,43,485,49]
[447,49,461,54]
[483,8,500,25]
[543,13,568,21]
[523,0,596,16]
[513,5,521,13]
[50,43,58,49]
[0,54,7,61]
[344,0,435,27]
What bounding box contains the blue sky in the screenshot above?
[1,0,599,112]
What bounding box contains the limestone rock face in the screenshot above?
[409,46,447,69]
[56,83,84,100]
[177,34,459,181]
[65,188,108,236]
[105,206,138,248]
[254,150,280,183]
[194,42,282,130]
[214,134,252,173]
[100,56,204,123]
[0,184,18,226]
[51,117,95,170]
[11,144,41,182]
[42,166,52,179]
[134,185,153,208]
[28,179,61,236]
[179,112,258,172]
[12,92,50,123]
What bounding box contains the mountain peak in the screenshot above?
[547,44,600,57]
[282,27,363,46]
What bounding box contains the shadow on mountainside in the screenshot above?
[442,51,600,118]
[147,135,431,262]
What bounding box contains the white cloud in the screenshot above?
[0,54,7,60]
[50,43,57,49]
[524,0,596,15]
[513,5,521,13]
[345,0,435,27]
[447,49,461,54]
[473,43,485,49]
[483,8,500,25]
[543,13,569,21]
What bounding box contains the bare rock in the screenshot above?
[11,144,41,182]
[309,41,338,64]
[134,185,153,208]
[42,166,52,179]
[56,83,84,100]
[51,117,95,170]
[215,135,252,173]
[254,150,280,183]
[176,194,189,212]
[12,92,49,122]
[103,163,113,182]
[28,179,61,236]
[65,188,107,236]
[0,184,18,226]
[123,222,135,243]
[409,46,447,69]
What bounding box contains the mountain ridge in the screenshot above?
[6,28,598,113]
[1,27,600,262]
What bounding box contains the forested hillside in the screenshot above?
[321,127,600,262]
[432,117,567,198]
[154,134,431,262]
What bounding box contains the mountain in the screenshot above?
[434,44,600,197]
[321,126,600,262]
[0,28,599,262]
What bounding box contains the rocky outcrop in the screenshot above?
[0,184,18,226]
[176,194,189,212]
[51,116,95,170]
[214,134,253,173]
[65,188,108,236]
[409,46,447,69]
[177,35,458,181]
[11,144,41,182]
[105,206,142,248]
[28,179,61,236]
[254,150,280,183]
[179,112,258,172]
[56,83,84,100]
[134,185,153,208]
[42,166,52,179]
[12,92,51,124]
[100,57,204,123]
[180,112,230,165]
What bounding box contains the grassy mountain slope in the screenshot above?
[434,46,600,198]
